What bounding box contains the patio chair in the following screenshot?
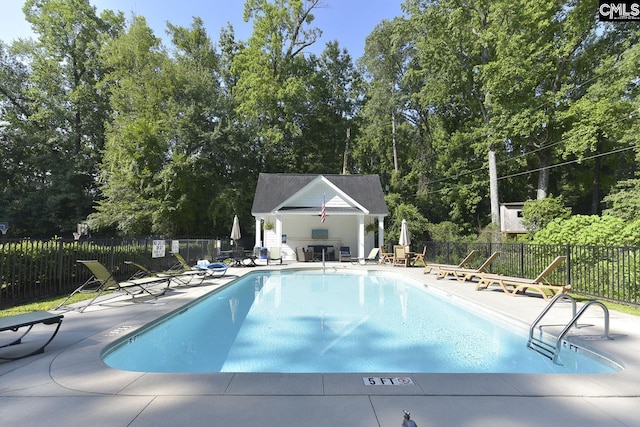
[351,247,380,265]
[424,250,479,274]
[475,256,570,300]
[56,260,169,313]
[0,311,63,360]
[296,247,313,262]
[267,247,282,265]
[379,246,393,264]
[393,245,409,267]
[436,252,501,282]
[339,246,352,262]
[410,246,427,267]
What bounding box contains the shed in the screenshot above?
[251,173,389,261]
[500,202,527,234]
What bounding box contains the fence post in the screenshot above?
[520,243,525,277]
[56,239,64,293]
[566,244,572,285]
[109,238,115,270]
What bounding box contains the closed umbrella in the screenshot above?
[399,219,411,247]
[231,215,241,248]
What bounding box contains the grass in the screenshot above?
[0,293,99,317]
[570,294,640,317]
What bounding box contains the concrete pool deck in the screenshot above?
[1,262,639,426]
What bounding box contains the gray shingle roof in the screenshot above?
[251,173,388,215]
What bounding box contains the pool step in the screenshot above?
[527,336,556,360]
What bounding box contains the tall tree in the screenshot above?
[231,0,323,172]
[89,16,174,235]
[357,18,412,177]
[402,0,497,230]
[303,41,361,173]
[479,0,603,200]
[0,0,123,236]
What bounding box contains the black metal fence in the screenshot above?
[419,241,639,305]
[1,238,639,307]
[0,237,229,307]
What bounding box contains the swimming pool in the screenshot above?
[103,269,617,374]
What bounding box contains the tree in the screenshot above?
[480,0,606,201]
[303,41,361,173]
[231,0,324,172]
[357,18,411,178]
[89,16,174,235]
[402,0,496,231]
[0,0,123,236]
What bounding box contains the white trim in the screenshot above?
[272,175,370,215]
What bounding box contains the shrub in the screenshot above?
[521,195,572,232]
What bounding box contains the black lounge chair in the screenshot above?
[0,311,63,360]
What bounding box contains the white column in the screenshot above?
[254,217,262,248]
[378,216,385,249]
[275,215,283,247]
[358,214,365,258]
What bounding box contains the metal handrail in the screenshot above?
[528,294,577,346]
[552,300,612,363]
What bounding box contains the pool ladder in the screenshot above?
[527,294,612,364]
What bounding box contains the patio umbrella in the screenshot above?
[231,215,241,248]
[399,218,411,247]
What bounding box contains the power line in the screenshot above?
[425,112,637,190]
[424,144,638,196]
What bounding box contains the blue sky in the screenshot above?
[0,0,404,59]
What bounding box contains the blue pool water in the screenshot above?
[103,270,617,374]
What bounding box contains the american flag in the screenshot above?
[320,198,326,223]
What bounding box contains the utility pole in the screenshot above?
[342,128,350,174]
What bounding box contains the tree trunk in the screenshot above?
[537,149,551,199]
[391,110,398,172]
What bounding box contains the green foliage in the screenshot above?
[385,201,429,246]
[522,196,572,232]
[603,179,640,222]
[532,215,640,246]
[426,221,469,242]
[1,0,640,242]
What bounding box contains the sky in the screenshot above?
[0,0,404,59]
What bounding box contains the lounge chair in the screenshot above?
[436,251,501,282]
[393,245,409,267]
[379,246,393,264]
[56,260,169,312]
[125,260,209,286]
[339,246,351,262]
[194,259,229,276]
[476,256,570,300]
[173,253,228,276]
[267,247,282,264]
[0,311,63,360]
[410,246,427,267]
[351,247,380,264]
[424,250,478,274]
